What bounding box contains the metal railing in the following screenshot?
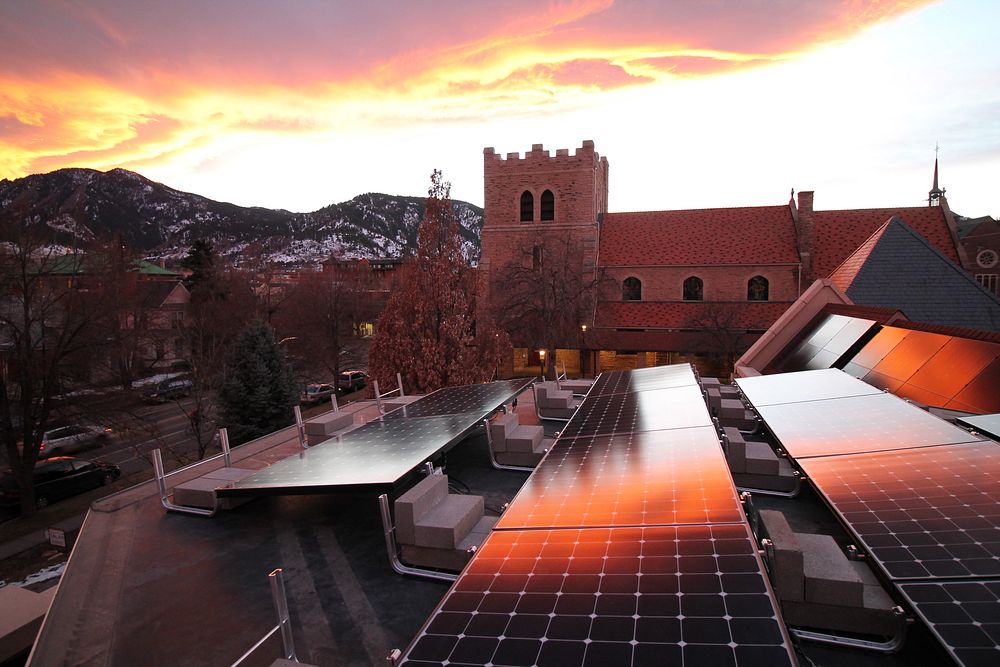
[374,372,406,415]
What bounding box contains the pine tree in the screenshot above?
[369,170,510,393]
[218,319,299,445]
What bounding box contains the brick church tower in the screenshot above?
[478,141,609,329]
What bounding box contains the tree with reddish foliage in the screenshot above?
[369,171,509,393]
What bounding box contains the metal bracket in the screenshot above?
[736,471,804,498]
[152,448,217,517]
[789,606,909,654]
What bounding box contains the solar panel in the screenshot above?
[735,368,882,408]
[797,441,1000,580]
[897,579,1000,667]
[776,314,877,372]
[495,426,743,530]
[948,357,1000,415]
[558,385,713,440]
[399,525,796,667]
[958,413,1000,442]
[756,392,982,459]
[588,364,698,397]
[382,379,534,420]
[220,414,482,495]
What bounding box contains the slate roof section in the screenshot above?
[811,206,960,279]
[136,280,185,308]
[599,206,798,266]
[829,217,1000,331]
[595,301,790,329]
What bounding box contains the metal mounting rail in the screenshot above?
[789,607,909,654]
[736,471,804,498]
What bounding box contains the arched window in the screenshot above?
[683,276,704,301]
[622,277,642,301]
[747,276,769,301]
[520,191,534,222]
[540,189,555,221]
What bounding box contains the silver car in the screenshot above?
[39,425,111,458]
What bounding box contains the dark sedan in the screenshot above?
[0,457,121,510]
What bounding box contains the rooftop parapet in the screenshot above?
[483,140,601,165]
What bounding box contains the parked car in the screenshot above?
[337,370,369,392]
[37,425,111,458]
[143,377,194,403]
[0,457,121,510]
[300,383,336,405]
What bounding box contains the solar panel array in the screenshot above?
[796,441,1000,580]
[775,313,878,372]
[836,326,1000,414]
[737,369,1000,665]
[220,378,533,496]
[402,365,796,666]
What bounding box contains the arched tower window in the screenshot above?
[540,189,555,221]
[520,191,534,222]
[747,276,769,301]
[622,277,642,301]
[683,276,704,301]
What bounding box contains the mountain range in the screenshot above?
[0,168,484,267]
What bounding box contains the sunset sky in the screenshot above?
[1,0,997,216]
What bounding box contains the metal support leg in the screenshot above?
[374,380,384,415]
[331,394,339,412]
[293,406,307,449]
[397,372,405,397]
[220,428,232,468]
[269,568,298,661]
[483,418,535,472]
[152,449,217,517]
[378,494,457,582]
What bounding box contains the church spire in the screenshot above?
[928,144,945,206]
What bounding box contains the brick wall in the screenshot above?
[600,265,801,302]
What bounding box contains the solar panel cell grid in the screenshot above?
[755,392,981,459]
[898,579,1000,667]
[496,426,743,530]
[559,385,712,440]
[588,365,698,397]
[798,441,1000,580]
[401,525,795,667]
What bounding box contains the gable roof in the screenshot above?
[599,206,799,266]
[812,206,959,278]
[136,280,187,308]
[829,217,1000,331]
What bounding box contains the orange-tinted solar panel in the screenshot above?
[496,427,743,530]
[868,329,951,385]
[841,326,910,377]
[798,441,1000,580]
[400,525,796,666]
[947,357,1000,414]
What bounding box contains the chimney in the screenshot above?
[795,191,815,283]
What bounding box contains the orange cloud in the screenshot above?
[0,0,933,179]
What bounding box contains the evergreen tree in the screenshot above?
[181,239,218,291]
[218,319,299,445]
[369,170,510,393]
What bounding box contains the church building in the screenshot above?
[478,141,972,377]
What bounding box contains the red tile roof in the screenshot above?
[595,301,790,329]
[812,206,959,278]
[599,206,799,266]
